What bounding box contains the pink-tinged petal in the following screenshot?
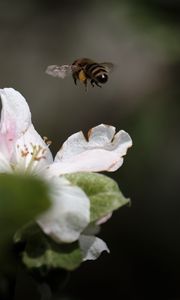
[0,88,31,159]
[0,152,12,172]
[55,125,116,161]
[79,235,110,261]
[96,212,113,225]
[37,177,90,243]
[12,124,53,174]
[49,124,132,175]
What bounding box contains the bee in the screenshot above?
[45,58,113,91]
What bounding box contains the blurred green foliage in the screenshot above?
[111,0,180,59]
[0,174,51,268]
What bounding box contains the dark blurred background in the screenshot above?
[0,0,180,299]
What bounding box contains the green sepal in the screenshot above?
[15,223,83,271]
[64,172,130,222]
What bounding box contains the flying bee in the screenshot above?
[45,58,113,91]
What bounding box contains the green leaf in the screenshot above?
[0,174,51,262]
[64,172,130,222]
[15,223,83,271]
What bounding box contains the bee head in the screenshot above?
[96,73,108,84]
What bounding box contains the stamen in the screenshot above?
[24,144,47,172]
[34,156,46,161]
[43,136,52,147]
[46,140,52,146]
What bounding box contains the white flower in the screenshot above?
[0,88,90,244]
[0,87,132,260]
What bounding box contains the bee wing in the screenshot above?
[100,62,114,73]
[45,64,76,79]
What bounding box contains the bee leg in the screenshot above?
[90,79,95,87]
[95,81,102,88]
[73,74,77,85]
[84,79,88,92]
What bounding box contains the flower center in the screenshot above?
[25,143,46,172]
[13,137,52,173]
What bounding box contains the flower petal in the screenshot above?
[37,177,90,243]
[0,88,31,159]
[0,152,12,172]
[49,124,132,175]
[79,235,110,261]
[96,212,113,225]
[12,124,53,174]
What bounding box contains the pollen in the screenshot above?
[21,149,29,157]
[20,145,29,157]
[34,156,46,161]
[78,70,87,82]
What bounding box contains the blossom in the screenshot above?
[0,88,132,261]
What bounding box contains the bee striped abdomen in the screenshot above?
[85,63,99,73]
[85,63,104,74]
[92,67,107,76]
[85,63,108,84]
